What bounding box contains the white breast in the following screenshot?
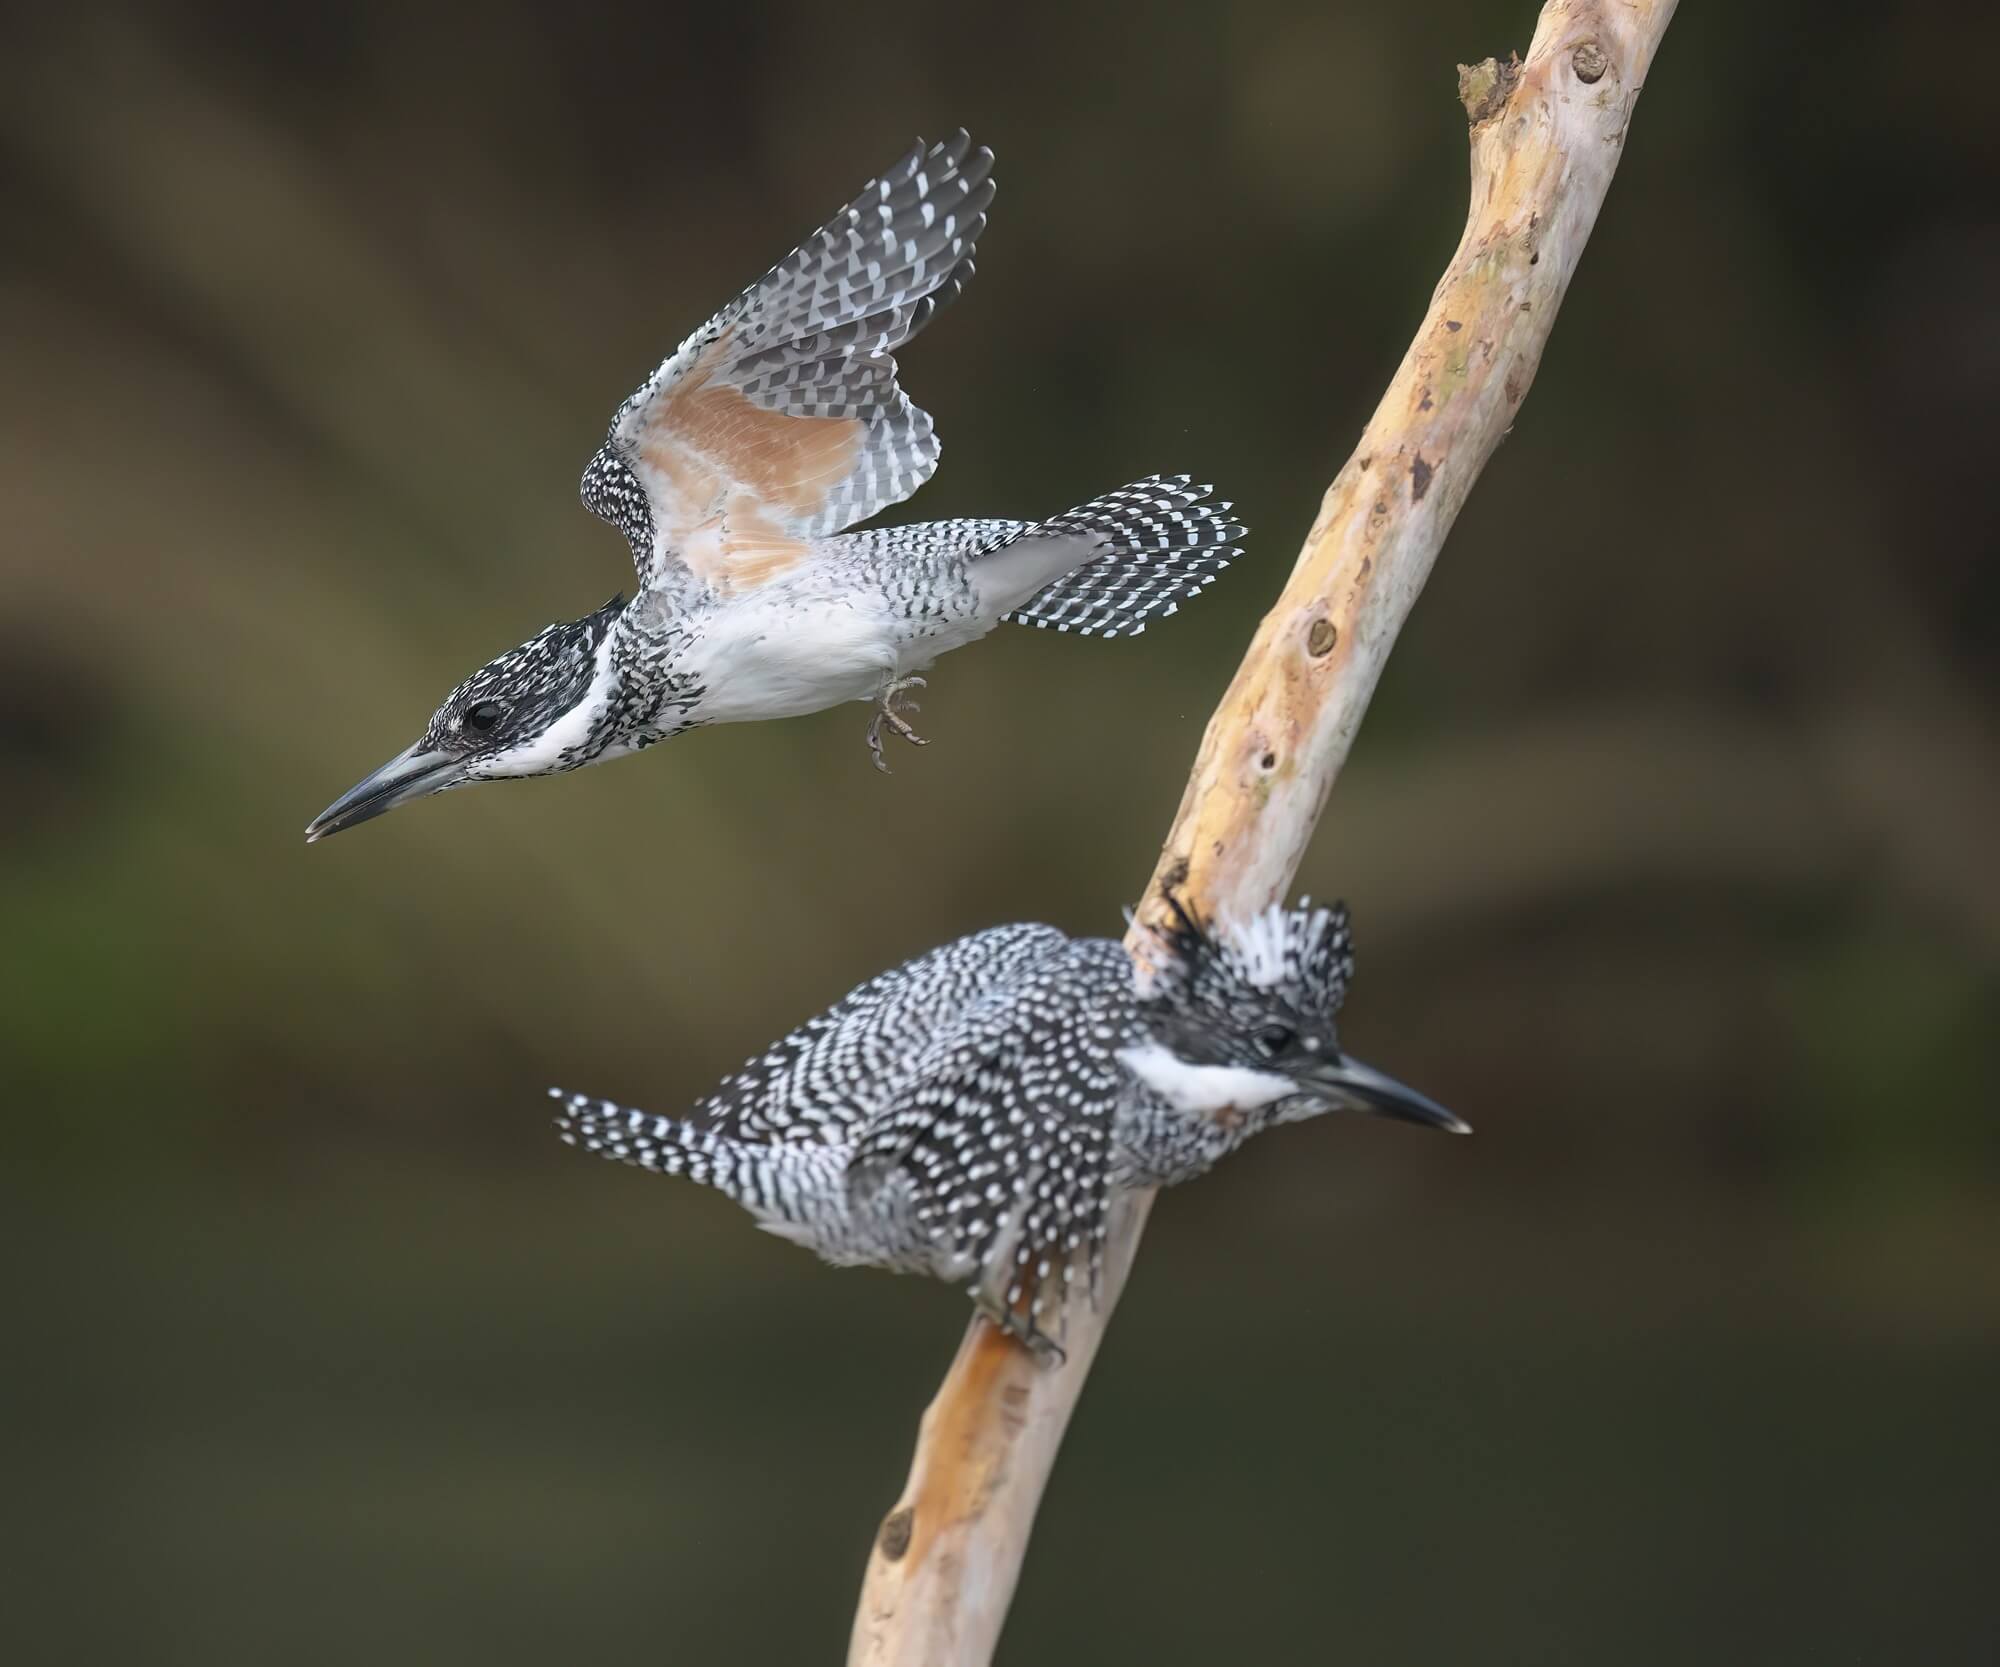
[687,588,900,724]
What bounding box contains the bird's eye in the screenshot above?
[464,700,506,733]
[1254,1024,1294,1058]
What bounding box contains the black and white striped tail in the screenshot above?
[1003,474,1244,639]
[553,1088,856,1251]
[552,1089,743,1193]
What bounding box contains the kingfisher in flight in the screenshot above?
[554,897,1463,1360]
[307,132,1245,842]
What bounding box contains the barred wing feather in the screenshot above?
[581,132,994,596]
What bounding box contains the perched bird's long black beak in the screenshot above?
[1294,1053,1470,1135]
[306,743,467,843]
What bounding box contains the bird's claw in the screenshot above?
[866,677,931,773]
[973,1291,1067,1366]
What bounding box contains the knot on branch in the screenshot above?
[1457,52,1521,126]
[878,1506,915,1562]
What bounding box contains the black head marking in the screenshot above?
[1140,893,1355,1072]
[422,593,625,766]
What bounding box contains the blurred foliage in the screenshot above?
[1,0,1995,1662]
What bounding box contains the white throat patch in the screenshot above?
[1116,1039,1293,1115]
[473,633,617,777]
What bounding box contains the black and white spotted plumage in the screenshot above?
[554,901,1463,1358]
[306,133,1249,841]
[681,923,1066,1146]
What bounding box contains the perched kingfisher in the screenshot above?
[307,131,1245,842]
[554,898,1464,1359]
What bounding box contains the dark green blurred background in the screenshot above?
[4,1,1995,1661]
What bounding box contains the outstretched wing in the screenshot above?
[848,940,1128,1325]
[688,923,1066,1147]
[581,132,994,597]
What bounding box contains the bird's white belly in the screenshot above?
[687,590,899,725]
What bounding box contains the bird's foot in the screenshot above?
[866,676,930,773]
[974,1289,1066,1367]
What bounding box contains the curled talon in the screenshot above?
[976,1292,1067,1366]
[867,676,932,771]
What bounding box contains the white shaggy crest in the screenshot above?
[1128,896,1343,998]
[1224,902,1298,989]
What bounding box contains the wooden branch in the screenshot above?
[848,5,1678,1661]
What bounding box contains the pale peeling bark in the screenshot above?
[849,5,1678,1661]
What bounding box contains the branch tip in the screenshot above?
[1457,52,1522,125]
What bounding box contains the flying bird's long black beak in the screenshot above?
[306,743,468,843]
[1295,1053,1470,1135]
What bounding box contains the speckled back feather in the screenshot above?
[686,923,1066,1145]
[848,939,1132,1323]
